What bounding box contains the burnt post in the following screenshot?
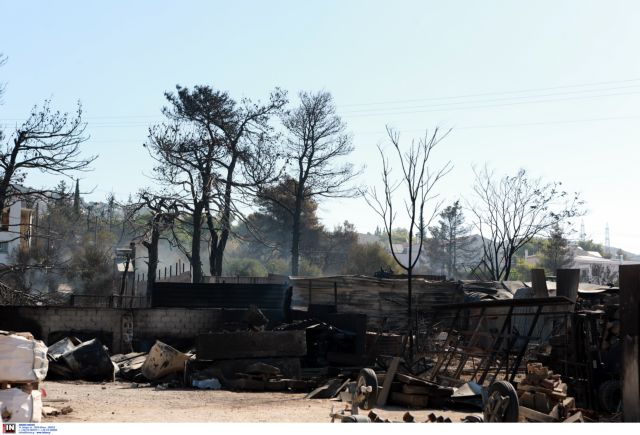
[620,265,640,422]
[531,268,549,298]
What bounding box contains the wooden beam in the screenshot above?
[531,269,548,298]
[519,406,558,422]
[377,356,401,407]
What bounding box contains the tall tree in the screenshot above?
[428,200,473,278]
[365,126,452,355]
[146,85,286,281]
[0,100,96,215]
[73,179,81,216]
[127,191,180,295]
[469,166,583,281]
[538,223,574,274]
[262,90,360,275]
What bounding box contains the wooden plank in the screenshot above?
[556,269,580,305]
[330,378,352,399]
[563,411,583,423]
[377,356,400,407]
[306,378,343,399]
[531,269,549,298]
[519,406,558,422]
[196,331,306,359]
[389,392,429,408]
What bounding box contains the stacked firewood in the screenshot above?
[517,363,579,421]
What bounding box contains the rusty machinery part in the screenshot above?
[355,368,379,410]
[598,380,622,414]
[341,415,372,423]
[483,381,519,423]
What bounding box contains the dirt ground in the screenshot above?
[40,380,474,423]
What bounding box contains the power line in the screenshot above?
[2,77,640,123]
[2,87,638,128]
[352,115,640,135]
[338,90,640,119]
[339,84,640,115]
[338,77,640,107]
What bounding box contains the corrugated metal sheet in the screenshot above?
[290,275,464,331]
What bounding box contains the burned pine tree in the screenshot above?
[365,126,451,355]
[261,91,360,275]
[126,191,180,295]
[0,100,96,217]
[145,85,286,281]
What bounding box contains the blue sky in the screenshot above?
[1,1,639,252]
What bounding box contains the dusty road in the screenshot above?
[40,380,473,423]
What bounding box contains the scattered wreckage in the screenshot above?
[0,268,634,423]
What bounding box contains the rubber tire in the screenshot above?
[484,381,519,422]
[356,368,379,410]
[598,380,622,414]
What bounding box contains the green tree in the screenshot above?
[224,258,268,277]
[265,258,289,275]
[428,200,473,278]
[342,243,402,275]
[509,257,534,281]
[538,223,574,274]
[578,239,605,256]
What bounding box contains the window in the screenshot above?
[0,242,8,253]
[1,209,8,232]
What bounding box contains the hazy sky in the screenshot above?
[1,1,639,252]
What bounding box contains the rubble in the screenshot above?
[111,352,147,381]
[517,363,579,422]
[141,341,191,381]
[48,338,115,382]
[2,269,629,423]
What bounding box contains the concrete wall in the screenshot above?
[0,306,248,354]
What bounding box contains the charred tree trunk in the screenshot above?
[291,193,303,276]
[191,203,204,283]
[208,159,236,277]
[143,222,160,296]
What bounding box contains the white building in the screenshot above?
[524,245,639,284]
[0,196,42,265]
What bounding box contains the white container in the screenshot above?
[0,388,42,423]
[0,333,49,382]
